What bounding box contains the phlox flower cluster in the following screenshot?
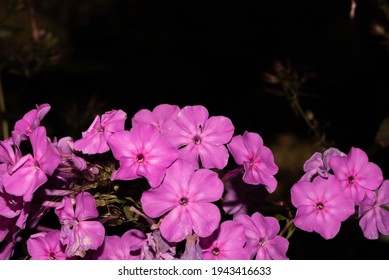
[0,103,387,260]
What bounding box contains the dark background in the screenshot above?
[1,0,388,259]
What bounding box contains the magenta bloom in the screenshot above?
[200,220,249,260]
[234,212,289,260]
[27,230,67,260]
[291,175,355,239]
[163,105,234,169]
[2,126,61,202]
[55,191,105,257]
[300,147,345,182]
[132,104,180,133]
[141,159,224,242]
[108,123,178,188]
[227,131,278,192]
[13,103,51,142]
[73,109,127,155]
[329,147,384,204]
[359,180,389,239]
[96,229,147,260]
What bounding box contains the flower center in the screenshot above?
[34,160,40,170]
[348,176,355,183]
[49,252,56,260]
[179,197,189,205]
[136,154,145,163]
[193,135,201,145]
[98,127,104,134]
[316,202,324,210]
[212,247,220,256]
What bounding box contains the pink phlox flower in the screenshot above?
[300,147,346,182]
[162,105,234,169]
[12,103,51,143]
[200,220,249,260]
[227,131,278,192]
[359,180,389,239]
[234,212,289,260]
[0,138,22,174]
[142,229,177,260]
[27,230,67,260]
[141,159,224,242]
[108,123,178,188]
[132,104,180,133]
[55,191,105,258]
[73,109,127,155]
[96,229,147,260]
[2,126,61,202]
[329,147,384,204]
[291,175,355,239]
[222,177,268,217]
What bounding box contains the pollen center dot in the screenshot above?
[212,248,220,256]
[179,197,188,205]
[49,252,56,260]
[348,176,355,183]
[193,135,201,145]
[136,154,145,163]
[316,202,324,210]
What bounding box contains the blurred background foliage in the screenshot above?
[0,0,388,259]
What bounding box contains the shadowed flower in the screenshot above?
[291,175,355,239]
[73,109,127,155]
[200,220,249,260]
[27,230,67,260]
[55,191,105,258]
[227,131,278,192]
[329,147,384,204]
[163,105,234,169]
[234,212,289,260]
[359,180,389,239]
[141,159,223,242]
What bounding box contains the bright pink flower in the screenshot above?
[141,159,224,242]
[200,220,249,260]
[234,212,289,260]
[291,175,355,239]
[27,230,67,260]
[163,105,234,169]
[227,131,278,192]
[329,147,384,204]
[359,180,389,239]
[55,192,105,257]
[13,103,51,142]
[132,104,180,133]
[108,124,178,188]
[73,109,127,155]
[96,229,147,260]
[2,126,61,202]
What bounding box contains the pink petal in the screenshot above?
[294,205,317,233]
[107,131,133,159]
[188,203,221,238]
[132,109,153,126]
[74,132,109,154]
[313,211,341,239]
[177,144,200,169]
[77,220,105,251]
[228,135,248,165]
[101,109,127,132]
[264,236,289,260]
[187,169,224,202]
[75,192,99,221]
[55,196,75,221]
[216,221,246,250]
[111,157,140,181]
[160,206,193,242]
[355,162,383,191]
[290,181,316,207]
[359,209,379,239]
[141,187,179,218]
[347,147,369,173]
[177,105,209,134]
[198,142,229,169]
[201,116,234,144]
[376,209,389,236]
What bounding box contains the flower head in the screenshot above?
[200,220,249,260]
[234,212,289,260]
[73,109,127,155]
[55,191,105,257]
[163,105,234,169]
[141,159,224,242]
[27,230,67,260]
[359,180,389,239]
[329,147,384,204]
[108,123,178,188]
[227,131,278,192]
[291,175,355,239]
